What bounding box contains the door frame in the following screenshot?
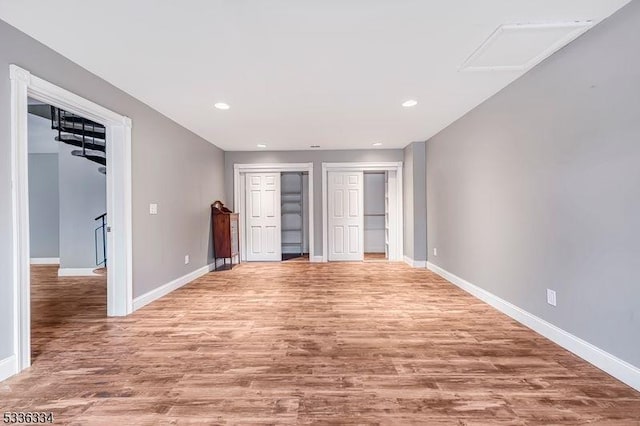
[322,162,403,262]
[9,65,133,374]
[233,163,314,261]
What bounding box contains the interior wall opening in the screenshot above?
[363,171,388,262]
[323,162,402,263]
[236,163,314,264]
[281,171,309,261]
[27,97,108,363]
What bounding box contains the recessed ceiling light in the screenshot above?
[310,145,320,148]
[373,142,383,147]
[402,99,418,108]
[257,144,267,148]
[214,102,230,110]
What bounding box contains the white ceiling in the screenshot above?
[0,0,630,151]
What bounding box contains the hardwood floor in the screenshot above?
[364,252,387,262]
[2,263,639,424]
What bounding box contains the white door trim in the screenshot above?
[322,162,403,262]
[233,163,314,262]
[9,64,133,376]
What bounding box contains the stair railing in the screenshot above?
[94,213,107,267]
[50,106,107,171]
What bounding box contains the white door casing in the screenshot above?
[322,162,403,263]
[234,163,314,262]
[386,170,399,261]
[328,171,364,261]
[245,173,282,261]
[8,64,133,380]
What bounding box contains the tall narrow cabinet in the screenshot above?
[211,200,239,270]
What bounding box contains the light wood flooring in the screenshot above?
[364,253,387,262]
[1,263,639,424]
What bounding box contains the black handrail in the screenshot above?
[50,106,107,173]
[94,213,107,267]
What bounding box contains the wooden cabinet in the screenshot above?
[211,200,239,270]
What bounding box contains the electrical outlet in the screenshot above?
[433,248,437,256]
[184,255,190,265]
[149,203,158,215]
[547,289,557,307]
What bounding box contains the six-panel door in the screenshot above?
[328,171,364,261]
[245,173,282,261]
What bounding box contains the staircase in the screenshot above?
[50,106,107,174]
[53,107,108,266]
[28,105,109,267]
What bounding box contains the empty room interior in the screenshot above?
[1,0,639,424]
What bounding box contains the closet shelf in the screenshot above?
[281,171,305,256]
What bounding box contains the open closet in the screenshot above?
[363,171,389,261]
[280,172,309,260]
[237,164,314,263]
[326,166,400,262]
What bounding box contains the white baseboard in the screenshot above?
[404,256,427,268]
[0,355,17,383]
[427,261,640,392]
[58,268,100,277]
[310,256,324,263]
[133,262,216,311]
[30,257,60,265]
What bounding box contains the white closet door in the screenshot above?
[328,171,364,261]
[246,173,281,261]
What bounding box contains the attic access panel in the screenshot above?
[461,21,592,71]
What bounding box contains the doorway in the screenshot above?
[28,100,108,275]
[363,171,388,262]
[322,162,403,262]
[9,65,132,375]
[281,172,309,261]
[234,163,315,262]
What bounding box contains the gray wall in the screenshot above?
[27,111,60,259]
[224,149,403,256]
[27,112,58,154]
[403,142,427,262]
[413,143,427,262]
[58,143,106,269]
[28,154,59,258]
[426,1,640,368]
[0,19,224,360]
[403,144,415,260]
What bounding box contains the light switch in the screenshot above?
[149,203,158,215]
